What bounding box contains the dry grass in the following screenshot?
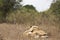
[0,23,60,40]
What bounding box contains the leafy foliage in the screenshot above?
[43,0,60,26]
[0,0,22,22]
[6,5,40,24]
[0,0,60,26]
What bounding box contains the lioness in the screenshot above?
[23,26,48,38]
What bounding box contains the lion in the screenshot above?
[23,26,48,38]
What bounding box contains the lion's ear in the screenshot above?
[30,26,32,28]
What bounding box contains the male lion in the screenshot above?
[23,26,48,38]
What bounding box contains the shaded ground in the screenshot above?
[0,23,60,40]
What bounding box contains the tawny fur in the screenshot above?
[23,26,48,38]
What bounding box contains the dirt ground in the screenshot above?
[0,23,60,40]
